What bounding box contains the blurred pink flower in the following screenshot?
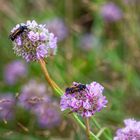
[114,118,140,140]
[4,60,27,85]
[100,2,122,22]
[18,80,50,110]
[35,102,61,128]
[0,94,15,121]
[79,33,100,51]
[45,18,68,41]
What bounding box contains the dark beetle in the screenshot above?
[9,25,28,41]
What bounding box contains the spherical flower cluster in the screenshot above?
[114,119,140,140]
[60,82,108,117]
[0,94,15,121]
[18,80,61,128]
[4,60,27,85]
[10,20,57,62]
[45,18,68,41]
[79,34,99,51]
[100,2,122,22]
[35,102,61,128]
[18,80,50,110]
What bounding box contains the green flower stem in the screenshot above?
[85,118,91,140]
[91,117,111,140]
[73,114,99,140]
[91,117,101,129]
[96,127,107,138]
[39,59,99,140]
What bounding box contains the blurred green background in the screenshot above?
[0,0,140,139]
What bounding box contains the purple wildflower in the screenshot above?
[100,2,122,22]
[18,80,50,110]
[10,20,57,62]
[79,34,99,51]
[45,18,68,41]
[60,82,108,117]
[28,31,39,42]
[114,118,140,140]
[35,102,61,128]
[36,44,48,59]
[4,60,27,85]
[0,94,15,121]
[39,32,47,41]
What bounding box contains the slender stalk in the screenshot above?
[38,58,99,140]
[39,59,63,95]
[91,117,111,140]
[39,59,55,89]
[85,118,91,140]
[91,117,100,129]
[73,114,99,140]
[96,127,107,138]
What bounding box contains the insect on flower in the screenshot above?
[9,25,28,41]
[10,20,57,62]
[65,84,86,94]
[61,82,107,117]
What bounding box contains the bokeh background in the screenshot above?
[0,0,140,139]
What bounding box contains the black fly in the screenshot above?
[65,84,86,94]
[9,25,28,41]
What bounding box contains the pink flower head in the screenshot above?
[79,34,100,51]
[28,31,39,42]
[45,18,68,41]
[10,20,57,62]
[100,2,122,22]
[0,94,15,121]
[35,102,61,128]
[114,119,140,140]
[4,60,27,85]
[60,82,108,117]
[18,80,50,110]
[36,44,48,59]
[39,32,47,41]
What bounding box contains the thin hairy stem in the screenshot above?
[39,59,63,95]
[85,118,91,140]
[39,59,55,88]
